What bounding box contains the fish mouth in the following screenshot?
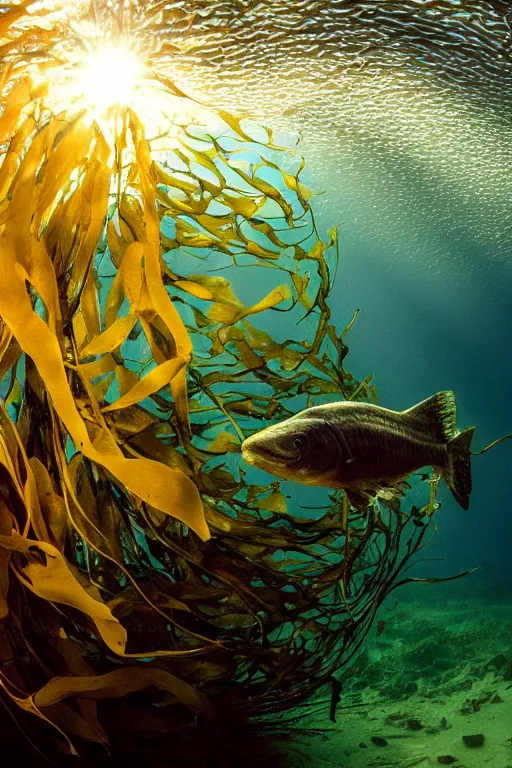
[241,434,297,466]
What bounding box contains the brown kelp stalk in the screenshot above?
[0,1,453,761]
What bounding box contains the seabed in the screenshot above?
[277,586,512,768]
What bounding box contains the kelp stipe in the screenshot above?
[0,2,464,762]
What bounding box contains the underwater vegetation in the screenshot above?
[0,1,481,764]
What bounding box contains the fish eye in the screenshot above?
[293,435,307,451]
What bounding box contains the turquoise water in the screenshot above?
[2,3,512,766]
[174,2,512,764]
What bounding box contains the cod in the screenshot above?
[241,391,475,510]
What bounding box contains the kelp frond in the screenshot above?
[0,1,442,761]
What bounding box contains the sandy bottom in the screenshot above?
[275,589,512,768]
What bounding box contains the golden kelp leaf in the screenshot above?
[188,275,242,306]
[130,119,195,439]
[0,435,23,501]
[0,499,12,619]
[79,355,117,382]
[0,245,210,540]
[227,162,293,220]
[57,628,96,676]
[39,702,107,745]
[211,613,256,630]
[177,145,225,194]
[66,455,107,554]
[174,280,213,301]
[0,531,127,653]
[307,227,338,261]
[170,365,189,441]
[23,460,53,544]
[29,458,68,549]
[208,284,291,325]
[255,491,287,514]
[0,77,31,143]
[80,314,138,358]
[80,268,101,342]
[208,431,240,454]
[0,115,35,203]
[242,284,291,317]
[157,187,208,216]
[231,542,267,558]
[140,239,193,360]
[0,4,28,39]
[102,357,186,413]
[108,585,191,615]
[146,505,165,527]
[103,268,125,330]
[291,273,312,309]
[120,239,145,306]
[105,219,130,275]
[0,334,21,382]
[0,403,23,470]
[129,119,192,357]
[91,370,115,401]
[155,164,198,193]
[72,310,89,351]
[242,320,304,371]
[195,213,236,241]
[216,110,254,143]
[245,240,280,259]
[117,195,147,247]
[6,116,62,240]
[242,218,290,249]
[67,137,112,307]
[115,364,141,398]
[128,427,192,475]
[95,493,124,564]
[221,192,264,218]
[33,667,211,716]
[107,457,210,538]
[33,122,94,235]
[176,219,218,249]
[6,689,79,757]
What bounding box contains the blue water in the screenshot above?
[298,160,512,587]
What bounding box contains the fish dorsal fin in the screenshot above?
[403,391,456,443]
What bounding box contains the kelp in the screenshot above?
[0,1,452,763]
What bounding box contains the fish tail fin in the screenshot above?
[444,427,476,510]
[404,391,457,442]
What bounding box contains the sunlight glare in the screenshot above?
[74,42,146,113]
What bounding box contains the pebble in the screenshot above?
[503,661,512,681]
[371,736,388,747]
[437,757,457,765]
[485,653,507,671]
[462,733,485,747]
[490,692,504,704]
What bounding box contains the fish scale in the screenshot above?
[241,391,475,508]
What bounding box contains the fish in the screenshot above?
[241,391,475,510]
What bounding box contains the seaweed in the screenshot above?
[0,1,459,763]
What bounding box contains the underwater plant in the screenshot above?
[0,1,475,763]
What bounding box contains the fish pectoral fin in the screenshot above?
[346,481,408,510]
[375,485,406,501]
